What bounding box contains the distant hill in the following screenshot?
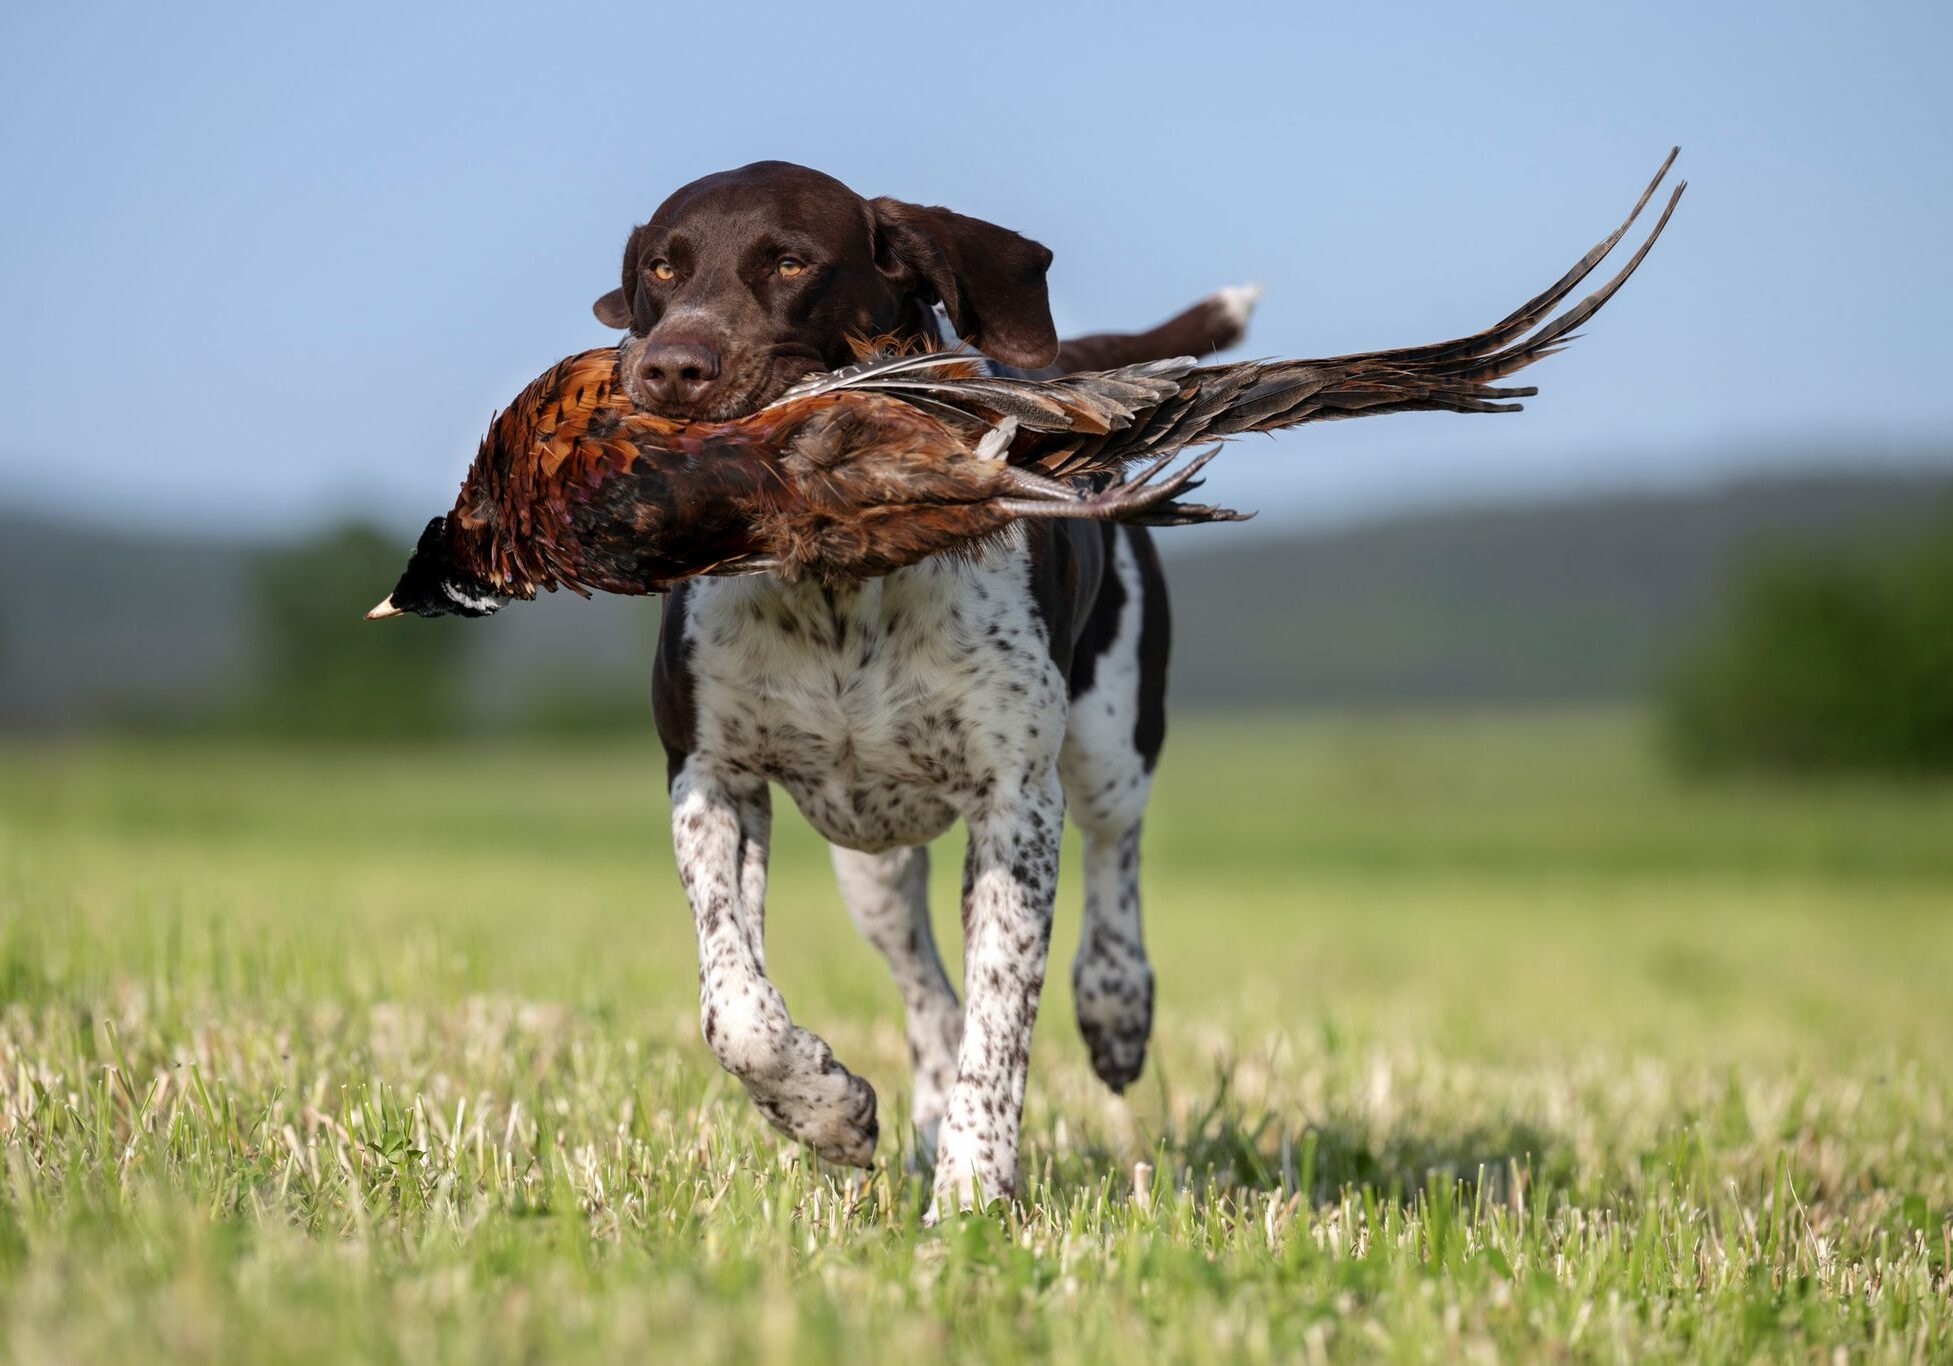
[1158,470,1953,705]
[4,469,1950,730]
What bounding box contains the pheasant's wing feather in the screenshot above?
[765,348,1193,436]
[769,350,992,403]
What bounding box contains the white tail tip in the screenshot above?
[1210,283,1264,331]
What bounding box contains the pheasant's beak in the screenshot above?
[365,596,405,621]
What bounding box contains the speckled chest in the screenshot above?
[675,537,1069,851]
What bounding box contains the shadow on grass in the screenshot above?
[1058,1069,1569,1211]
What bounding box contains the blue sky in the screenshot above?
[3,0,1949,535]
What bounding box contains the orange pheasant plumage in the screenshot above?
[372,151,1683,620]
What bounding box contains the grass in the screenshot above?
[1,709,1949,1362]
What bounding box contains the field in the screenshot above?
[2,711,1949,1362]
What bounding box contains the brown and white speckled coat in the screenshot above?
[656,514,1169,1209]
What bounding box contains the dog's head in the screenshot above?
[594,161,1058,420]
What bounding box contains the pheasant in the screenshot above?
[370,151,1683,621]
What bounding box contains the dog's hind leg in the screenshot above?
[1068,820,1154,1093]
[1059,525,1167,1093]
[830,844,963,1156]
[672,765,879,1167]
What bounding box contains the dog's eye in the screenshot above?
[776,256,807,278]
[649,260,675,282]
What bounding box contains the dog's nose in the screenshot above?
[635,342,722,407]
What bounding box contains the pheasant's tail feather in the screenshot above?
[1103,149,1683,460]
[1311,146,1681,373]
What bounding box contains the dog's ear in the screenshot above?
[592,226,643,329]
[870,198,1057,368]
[592,287,631,329]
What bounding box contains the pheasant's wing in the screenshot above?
[766,348,1193,437]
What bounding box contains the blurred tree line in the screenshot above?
[1663,509,1953,776]
[225,508,1953,772]
[233,524,656,741]
[225,523,645,740]
[243,526,471,739]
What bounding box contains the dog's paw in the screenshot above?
[773,1070,879,1168]
[745,1048,880,1168]
[927,1125,1016,1223]
[807,1069,880,1168]
[1078,1014,1151,1094]
[1073,958,1155,1094]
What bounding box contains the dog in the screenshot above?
[594,161,1254,1214]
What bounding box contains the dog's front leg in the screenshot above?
[671,764,878,1166]
[930,768,1065,1217]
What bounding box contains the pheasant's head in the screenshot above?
[366,517,507,621]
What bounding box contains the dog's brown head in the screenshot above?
[593,161,1058,420]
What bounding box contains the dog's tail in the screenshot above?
[1052,284,1260,375]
